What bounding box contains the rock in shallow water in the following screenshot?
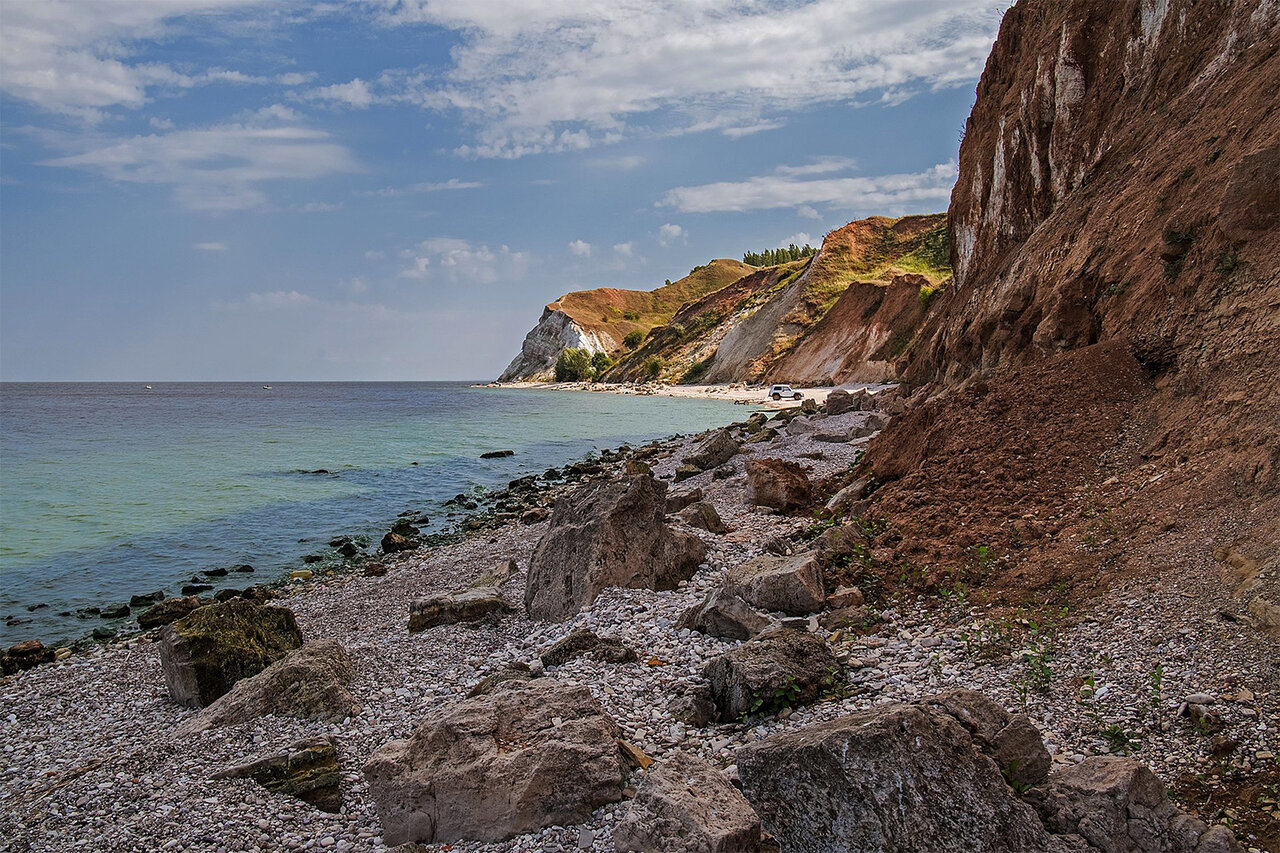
[363,679,625,845]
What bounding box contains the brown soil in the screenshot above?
[1171,768,1280,852]
[847,341,1149,603]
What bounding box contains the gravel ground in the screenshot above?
[2,417,1276,853]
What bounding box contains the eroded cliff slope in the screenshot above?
[851,0,1279,623]
[605,215,950,384]
[498,260,754,381]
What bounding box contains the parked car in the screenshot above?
[767,384,803,401]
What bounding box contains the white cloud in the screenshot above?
[149,117,176,130]
[796,205,823,221]
[363,0,1004,157]
[613,242,634,257]
[660,162,958,214]
[364,249,386,260]
[657,223,685,246]
[296,201,343,213]
[776,157,858,177]
[246,290,313,308]
[361,178,483,197]
[193,241,228,251]
[303,78,376,109]
[0,1,302,120]
[721,121,786,138]
[568,239,592,257]
[590,155,646,170]
[39,116,359,211]
[398,237,528,284]
[783,233,812,247]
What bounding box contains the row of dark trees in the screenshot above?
[742,243,816,266]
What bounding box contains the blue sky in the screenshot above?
[1,0,1004,381]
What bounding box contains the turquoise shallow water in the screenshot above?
[0,382,740,646]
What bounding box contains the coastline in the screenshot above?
[0,383,744,651]
[479,380,873,408]
[2,402,1273,852]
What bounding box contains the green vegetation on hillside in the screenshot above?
[554,348,615,381]
[803,218,951,312]
[743,244,816,266]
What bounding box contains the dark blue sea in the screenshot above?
[0,382,740,647]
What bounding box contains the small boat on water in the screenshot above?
[262,385,273,390]
[143,385,152,390]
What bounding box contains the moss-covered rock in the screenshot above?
[213,736,340,812]
[158,599,302,708]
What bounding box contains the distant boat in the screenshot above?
[262,385,273,390]
[143,385,152,390]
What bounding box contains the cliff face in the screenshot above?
[498,260,754,381]
[498,308,613,382]
[905,0,1280,389]
[606,215,950,384]
[858,0,1280,616]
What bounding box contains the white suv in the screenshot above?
[768,384,803,400]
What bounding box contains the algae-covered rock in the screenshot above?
[158,599,303,708]
[138,596,200,630]
[177,639,357,734]
[213,735,341,812]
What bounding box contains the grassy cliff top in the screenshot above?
[550,258,756,341]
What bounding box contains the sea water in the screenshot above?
[0,382,741,646]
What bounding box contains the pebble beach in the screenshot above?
[1,406,1276,853]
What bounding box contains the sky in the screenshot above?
[0,0,1006,381]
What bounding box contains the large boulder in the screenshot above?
[213,735,341,813]
[157,600,303,708]
[702,630,840,721]
[745,459,813,513]
[1,640,55,675]
[824,477,874,515]
[678,589,773,641]
[525,475,707,621]
[176,639,358,735]
[724,552,825,616]
[684,430,741,471]
[540,628,637,667]
[927,688,1051,789]
[736,702,1056,853]
[614,750,762,853]
[680,501,727,535]
[1028,757,1243,853]
[137,596,201,630]
[363,679,625,845]
[381,531,419,553]
[824,388,869,415]
[407,587,511,632]
[666,488,704,513]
